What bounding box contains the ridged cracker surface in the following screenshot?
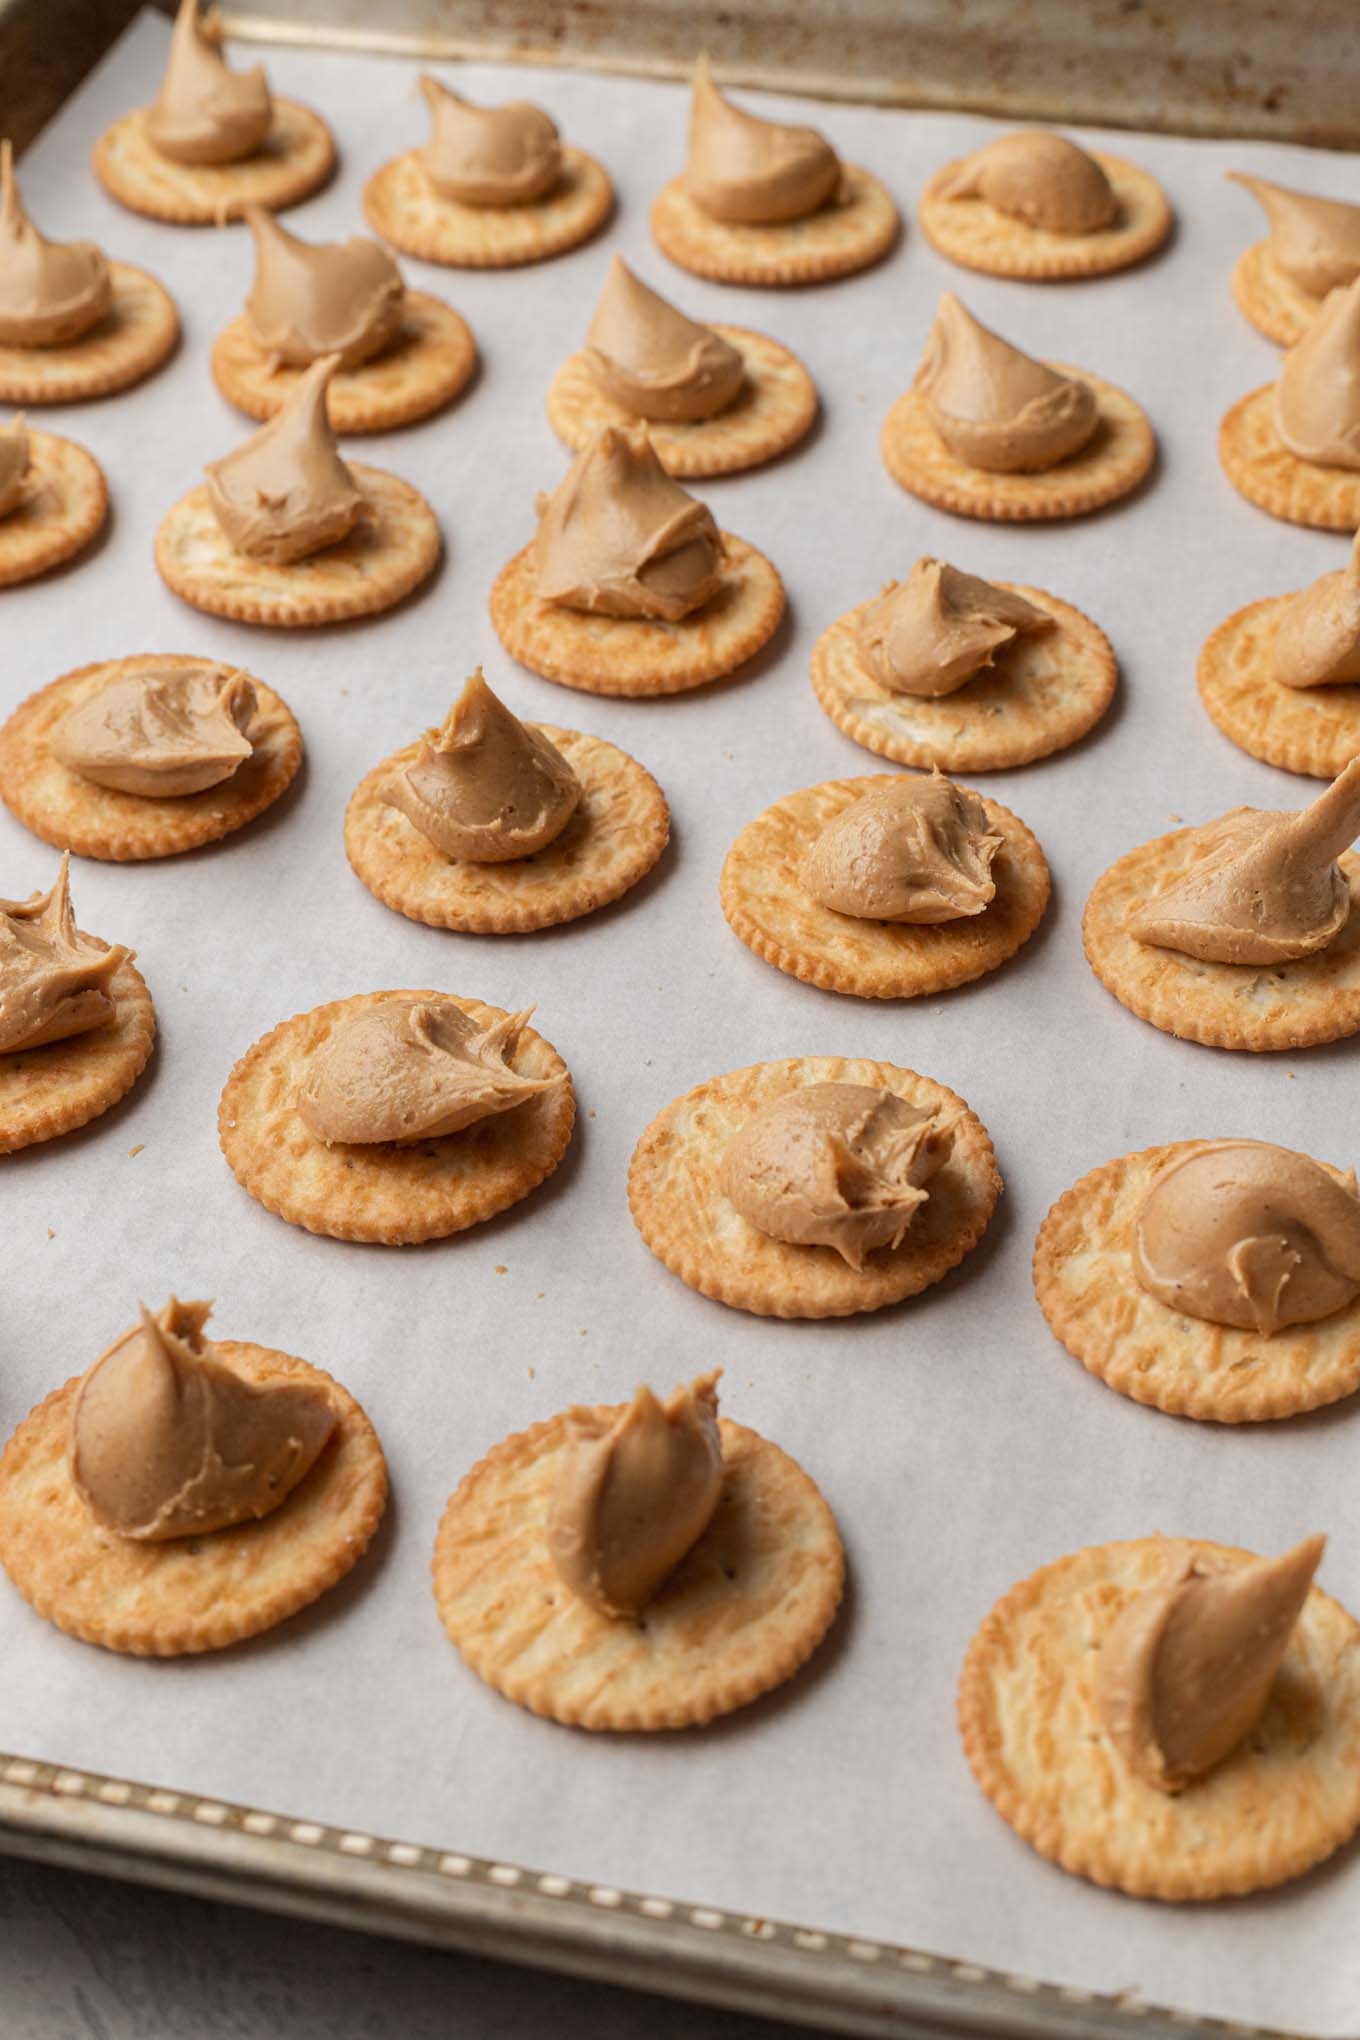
[918,153,1171,279]
[211,293,477,433]
[0,431,107,588]
[649,166,897,285]
[1219,385,1360,531]
[92,101,335,223]
[0,950,153,1152]
[0,265,177,404]
[1197,595,1360,778]
[363,148,612,268]
[1231,243,1319,348]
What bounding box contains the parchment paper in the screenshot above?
[4,15,1358,2032]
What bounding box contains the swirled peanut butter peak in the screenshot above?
[0,141,110,348]
[917,293,1099,474]
[1274,276,1360,470]
[0,414,30,520]
[533,424,725,621]
[1134,1141,1360,1335]
[146,0,271,167]
[1272,529,1360,688]
[52,664,256,798]
[70,1297,336,1542]
[1130,756,1360,966]
[857,558,1052,698]
[297,997,557,1145]
[939,131,1116,236]
[547,1372,723,1617]
[721,1082,952,1270]
[1096,1536,1325,1792]
[801,771,1003,924]
[417,73,561,207]
[683,56,842,226]
[1230,172,1360,298]
[243,206,403,371]
[205,353,369,564]
[0,855,127,1055]
[582,256,744,425]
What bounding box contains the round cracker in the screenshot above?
[881,366,1155,523]
[1033,1140,1360,1422]
[218,989,575,1245]
[1082,830,1360,1051]
[0,655,302,862]
[1231,242,1318,349]
[1197,594,1360,779]
[720,773,1050,999]
[0,1342,387,1656]
[210,291,477,434]
[345,725,668,934]
[958,1535,1360,1900]
[0,429,107,589]
[489,534,783,698]
[1219,385,1360,532]
[155,466,440,628]
[0,265,177,406]
[433,1408,843,1729]
[362,147,612,269]
[92,100,335,225]
[628,1055,1001,1319]
[811,584,1116,772]
[649,165,898,286]
[0,947,153,1153]
[918,151,1171,280]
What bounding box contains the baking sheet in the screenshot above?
[3,14,1358,2033]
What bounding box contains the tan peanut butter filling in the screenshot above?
[1274,275,1360,469]
[382,668,580,864]
[1096,1535,1325,1793]
[547,1373,723,1618]
[417,73,561,208]
[1272,529,1360,688]
[205,353,369,564]
[0,414,30,520]
[0,141,111,349]
[0,855,126,1055]
[52,663,256,798]
[683,56,842,226]
[857,558,1052,698]
[297,997,558,1146]
[721,1082,952,1270]
[146,0,272,167]
[801,771,1004,923]
[1134,1141,1360,1335]
[1230,173,1360,299]
[938,131,1116,236]
[243,206,404,371]
[70,1297,336,1542]
[582,256,744,425]
[1130,756,1360,966]
[533,424,725,622]
[917,293,1099,474]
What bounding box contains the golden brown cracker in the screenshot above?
[0,265,178,406]
[918,152,1171,280]
[0,949,153,1153]
[1219,384,1360,532]
[0,655,302,862]
[628,1055,1001,1319]
[218,990,574,1244]
[211,291,477,434]
[649,166,898,286]
[0,1343,387,1656]
[433,1409,844,1729]
[0,430,107,588]
[1198,594,1360,779]
[489,535,783,698]
[1231,241,1318,349]
[92,100,335,225]
[362,147,612,268]
[345,726,668,933]
[958,1535,1360,1899]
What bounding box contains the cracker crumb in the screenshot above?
[588,1109,597,1119]
[494,1264,507,1275]
[527,1366,535,1380]
[46,1228,54,1240]
[1167,812,1183,823]
[128,1144,144,1158]
[579,1328,588,1337]
[536,1291,545,1300]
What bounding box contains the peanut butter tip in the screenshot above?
[582,255,744,425]
[1272,528,1360,688]
[418,73,561,208]
[0,140,111,348]
[683,55,841,226]
[857,557,1052,697]
[53,663,256,797]
[939,130,1116,235]
[1229,171,1360,299]
[244,206,404,371]
[917,293,1098,474]
[205,352,370,564]
[801,770,1003,923]
[0,855,126,1055]
[533,423,725,622]
[1274,274,1360,470]
[0,414,30,520]
[147,0,272,166]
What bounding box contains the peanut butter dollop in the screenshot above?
[1229,173,1360,298]
[547,1373,723,1617]
[683,57,842,226]
[0,855,126,1055]
[534,424,725,622]
[938,131,1116,235]
[721,1082,952,1270]
[1096,1536,1325,1792]
[146,0,272,167]
[1130,756,1360,966]
[0,141,111,348]
[1134,1140,1360,1335]
[52,663,256,798]
[582,256,744,425]
[71,1298,336,1542]
[1274,275,1360,470]
[917,293,1099,473]
[857,558,1052,698]
[1272,529,1360,688]
[205,353,369,564]
[802,771,1004,924]
[0,414,29,520]
[381,668,580,863]
[417,73,561,208]
[243,206,403,371]
[297,997,557,1145]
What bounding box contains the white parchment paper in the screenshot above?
[3,15,1359,2031]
